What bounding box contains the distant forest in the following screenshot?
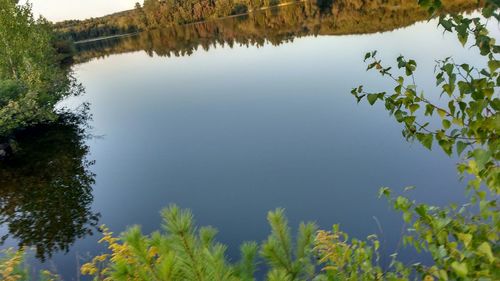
[73,0,479,64]
[55,0,480,42]
[55,0,309,41]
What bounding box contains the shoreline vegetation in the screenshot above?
[70,0,480,65]
[0,0,81,158]
[73,0,307,44]
[55,0,480,43]
[56,0,316,42]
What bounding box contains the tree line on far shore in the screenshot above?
[54,0,332,42]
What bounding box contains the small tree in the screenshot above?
[0,0,82,139]
[80,206,317,281]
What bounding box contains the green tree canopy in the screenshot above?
[0,0,81,139]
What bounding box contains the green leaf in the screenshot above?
[472,149,492,170]
[416,133,433,150]
[452,118,463,126]
[378,187,391,198]
[439,18,454,32]
[442,84,454,96]
[437,109,447,118]
[394,110,405,122]
[436,76,445,86]
[482,6,494,18]
[460,63,470,72]
[397,76,404,85]
[480,69,491,77]
[439,139,453,156]
[442,63,454,75]
[415,204,427,217]
[456,22,469,46]
[488,59,500,73]
[405,66,413,76]
[477,242,494,263]
[367,93,379,105]
[439,269,449,281]
[404,116,416,126]
[456,141,467,156]
[409,104,420,114]
[451,261,468,277]
[425,104,435,116]
[403,212,412,223]
[457,233,472,248]
[442,119,451,129]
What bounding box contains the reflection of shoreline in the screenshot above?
[0,110,99,261]
[73,1,306,45]
[73,0,479,65]
[179,0,310,27]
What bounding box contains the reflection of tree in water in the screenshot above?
[75,0,478,64]
[0,109,99,261]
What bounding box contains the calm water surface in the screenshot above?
[0,2,494,280]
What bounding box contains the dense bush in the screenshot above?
[0,0,81,140]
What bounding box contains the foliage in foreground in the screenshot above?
[348,0,500,279]
[80,206,318,281]
[0,248,59,281]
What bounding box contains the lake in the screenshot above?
[0,1,491,280]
